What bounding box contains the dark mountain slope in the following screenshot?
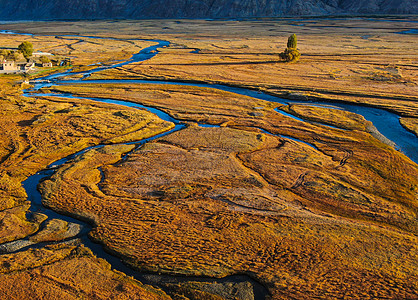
[0,0,416,20]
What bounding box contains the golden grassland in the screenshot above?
[0,79,172,212]
[0,77,172,211]
[45,83,418,229]
[3,19,417,118]
[39,127,418,299]
[75,20,417,114]
[0,75,173,298]
[0,32,156,67]
[0,18,417,299]
[400,117,418,136]
[0,241,169,299]
[16,18,415,134]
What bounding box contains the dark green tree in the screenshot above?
[287,33,297,49]
[18,41,34,59]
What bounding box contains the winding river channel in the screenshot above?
[1,30,418,299]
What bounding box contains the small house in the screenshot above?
[1,60,17,71]
[0,60,35,73]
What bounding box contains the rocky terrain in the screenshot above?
[0,0,416,20]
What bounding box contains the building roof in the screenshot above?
[32,52,53,56]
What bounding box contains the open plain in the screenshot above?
[0,17,417,299]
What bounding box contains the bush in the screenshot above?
[0,49,11,57]
[280,34,301,62]
[40,56,51,63]
[10,51,24,61]
[18,41,33,59]
[279,48,301,62]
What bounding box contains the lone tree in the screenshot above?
[280,34,301,62]
[18,41,34,59]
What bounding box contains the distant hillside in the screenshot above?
[0,0,416,20]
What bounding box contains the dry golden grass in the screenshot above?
[0,242,170,299]
[0,91,171,196]
[64,19,416,119]
[45,83,278,125]
[1,19,417,299]
[0,33,155,67]
[281,104,372,131]
[0,82,172,177]
[0,205,40,243]
[40,126,418,299]
[44,84,418,229]
[28,219,81,243]
[0,75,172,264]
[400,117,418,136]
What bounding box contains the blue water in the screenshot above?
[33,78,418,163]
[396,29,418,34]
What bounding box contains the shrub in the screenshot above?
[280,34,301,62]
[0,49,11,57]
[279,48,301,62]
[18,41,33,59]
[10,51,24,61]
[40,56,51,63]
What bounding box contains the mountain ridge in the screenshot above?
[0,0,416,20]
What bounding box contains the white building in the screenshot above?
[0,60,35,73]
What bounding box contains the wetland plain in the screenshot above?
[0,17,417,299]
